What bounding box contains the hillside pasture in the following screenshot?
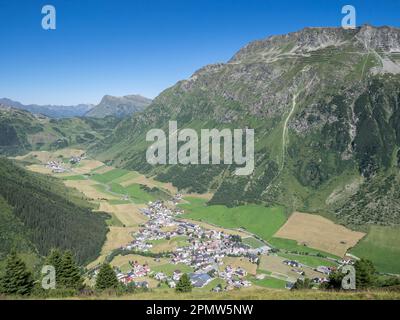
[72,159,105,174]
[181,198,287,241]
[258,255,323,281]
[91,168,130,183]
[97,202,147,227]
[274,212,365,257]
[64,180,119,201]
[220,256,258,275]
[99,226,138,258]
[110,254,169,268]
[350,225,400,274]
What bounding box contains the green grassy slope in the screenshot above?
[350,226,400,274]
[180,198,286,241]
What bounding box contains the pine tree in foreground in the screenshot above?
[58,251,83,290]
[95,263,119,291]
[0,252,34,295]
[176,273,192,293]
[45,248,63,275]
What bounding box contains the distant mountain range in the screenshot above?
[0,104,120,156]
[0,94,152,119]
[0,98,93,119]
[85,94,152,118]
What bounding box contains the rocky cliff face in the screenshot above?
[85,94,152,118]
[93,25,400,227]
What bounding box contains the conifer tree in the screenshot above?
[95,263,119,291]
[45,248,63,275]
[0,251,34,295]
[176,273,192,293]
[58,250,83,290]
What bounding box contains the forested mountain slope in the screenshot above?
[0,158,109,265]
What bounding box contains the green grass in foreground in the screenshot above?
[55,289,400,300]
[180,198,287,241]
[252,276,287,289]
[350,225,400,274]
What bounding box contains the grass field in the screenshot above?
[148,236,191,253]
[242,237,266,248]
[350,226,400,274]
[268,238,340,259]
[277,253,337,268]
[97,202,147,227]
[151,263,194,276]
[64,180,119,201]
[258,255,323,281]
[220,257,258,275]
[109,182,170,204]
[251,276,287,289]
[274,212,365,257]
[91,169,130,184]
[110,254,169,269]
[180,198,287,241]
[61,175,87,181]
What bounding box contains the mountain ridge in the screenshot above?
[91,25,400,228]
[0,98,94,119]
[85,94,152,118]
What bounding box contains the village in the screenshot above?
[109,196,262,290]
[46,154,86,173]
[99,195,339,291]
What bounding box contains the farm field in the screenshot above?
[109,182,170,203]
[178,218,249,237]
[251,276,287,289]
[268,237,340,259]
[274,212,365,257]
[97,202,147,227]
[148,236,191,253]
[350,226,400,274]
[180,197,287,241]
[220,257,258,275]
[65,180,120,201]
[242,237,266,249]
[91,168,130,183]
[151,263,194,276]
[110,254,170,269]
[258,255,323,282]
[277,253,337,268]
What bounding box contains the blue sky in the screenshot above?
[0,0,399,105]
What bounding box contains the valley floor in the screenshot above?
[13,148,400,297]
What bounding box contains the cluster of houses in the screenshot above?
[69,155,85,164]
[116,261,151,286]
[46,161,68,173]
[45,154,85,173]
[104,195,344,291]
[114,197,265,290]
